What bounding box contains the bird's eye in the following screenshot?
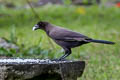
[40,22,42,25]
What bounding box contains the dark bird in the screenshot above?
[33,21,115,60]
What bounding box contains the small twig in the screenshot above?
[26,0,55,49]
[26,0,40,19]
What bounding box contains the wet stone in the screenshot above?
[0,58,85,80]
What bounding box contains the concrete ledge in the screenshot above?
[0,59,85,80]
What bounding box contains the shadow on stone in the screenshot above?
[27,73,62,80]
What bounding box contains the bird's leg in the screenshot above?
[59,48,71,60]
[58,54,67,60]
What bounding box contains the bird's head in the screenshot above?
[33,21,49,31]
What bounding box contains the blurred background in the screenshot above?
[0,0,120,79]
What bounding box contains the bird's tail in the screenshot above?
[88,39,115,45]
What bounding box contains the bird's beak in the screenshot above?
[32,25,39,31]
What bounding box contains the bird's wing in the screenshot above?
[49,27,91,42]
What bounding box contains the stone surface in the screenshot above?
[0,38,19,51]
[72,0,92,5]
[0,59,85,80]
[26,0,63,8]
[38,0,63,5]
[71,0,101,5]
[105,0,120,7]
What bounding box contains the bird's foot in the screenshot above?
[51,58,68,61]
[51,59,59,61]
[59,58,68,61]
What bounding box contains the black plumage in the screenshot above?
[33,21,115,60]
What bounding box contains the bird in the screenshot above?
[33,21,115,60]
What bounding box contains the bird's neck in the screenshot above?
[44,24,53,34]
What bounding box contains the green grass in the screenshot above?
[0,3,120,80]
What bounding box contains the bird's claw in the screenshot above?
[51,58,67,61]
